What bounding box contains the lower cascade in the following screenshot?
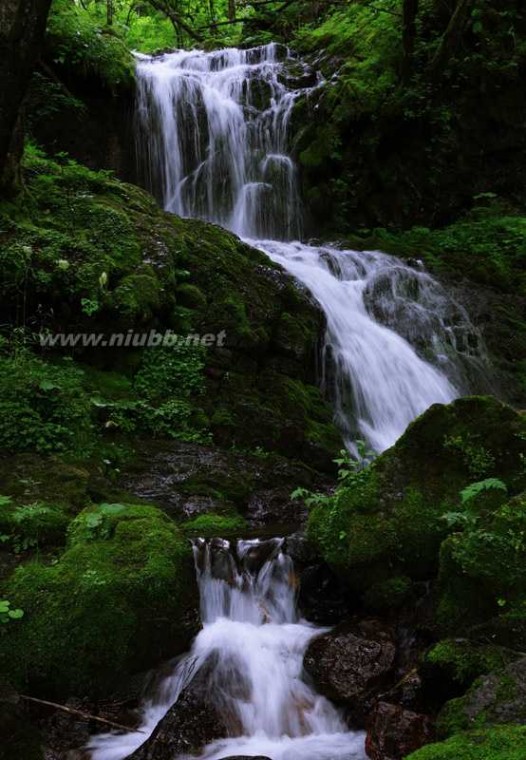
[89,538,367,760]
[135,43,489,453]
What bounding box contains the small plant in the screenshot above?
[334,441,375,486]
[443,478,508,530]
[461,478,507,505]
[0,600,24,624]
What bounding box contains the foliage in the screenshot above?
[0,353,94,456]
[355,210,526,295]
[46,0,135,90]
[0,496,70,552]
[0,600,24,625]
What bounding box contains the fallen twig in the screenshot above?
[20,694,144,734]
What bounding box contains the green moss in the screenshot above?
[0,354,94,457]
[0,455,90,509]
[0,504,197,697]
[181,513,247,538]
[437,493,526,633]
[0,499,70,550]
[406,725,526,760]
[307,397,526,597]
[110,272,162,320]
[0,147,340,469]
[424,639,518,693]
[363,576,413,611]
[175,284,207,310]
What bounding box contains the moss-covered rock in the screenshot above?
[422,639,520,697]
[0,503,198,698]
[307,396,526,599]
[436,657,526,739]
[0,455,90,509]
[0,149,340,469]
[181,512,248,538]
[406,725,526,760]
[0,499,71,551]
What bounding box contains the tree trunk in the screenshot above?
[430,0,474,76]
[401,0,419,81]
[228,0,236,23]
[0,0,53,195]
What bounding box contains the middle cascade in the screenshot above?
[135,42,489,452]
[89,538,367,760]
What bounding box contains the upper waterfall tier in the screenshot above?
[136,43,315,240]
[135,43,492,452]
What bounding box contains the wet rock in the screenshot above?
[0,682,43,760]
[285,531,319,566]
[129,667,229,760]
[365,702,434,760]
[119,440,325,526]
[303,619,396,720]
[298,563,351,624]
[246,487,307,528]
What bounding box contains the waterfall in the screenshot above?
[89,539,367,760]
[134,42,489,453]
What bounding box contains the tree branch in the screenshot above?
[20,694,145,734]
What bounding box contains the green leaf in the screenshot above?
[460,478,507,504]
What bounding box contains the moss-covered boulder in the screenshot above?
[437,657,526,739]
[421,639,520,700]
[307,396,526,598]
[0,149,340,468]
[0,504,198,698]
[406,725,526,760]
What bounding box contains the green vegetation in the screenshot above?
[406,726,526,760]
[307,396,526,599]
[46,0,135,90]
[0,503,197,697]
[182,512,247,537]
[423,639,518,692]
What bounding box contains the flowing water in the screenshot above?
[134,43,489,454]
[89,539,367,760]
[88,42,491,760]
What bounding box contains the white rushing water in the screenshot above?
[88,42,490,760]
[134,42,488,453]
[90,539,367,760]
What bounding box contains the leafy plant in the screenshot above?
[461,478,508,505]
[0,600,24,624]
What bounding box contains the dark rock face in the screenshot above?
[119,439,325,527]
[298,563,351,624]
[303,620,396,719]
[129,667,228,760]
[365,701,434,760]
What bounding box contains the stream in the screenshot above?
[89,42,489,759]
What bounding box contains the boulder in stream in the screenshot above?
[365,701,434,760]
[303,619,396,720]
